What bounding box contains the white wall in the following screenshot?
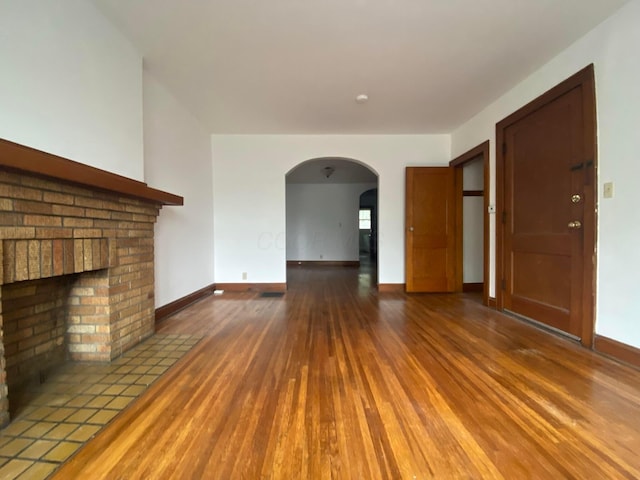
[462,160,484,283]
[143,71,215,307]
[462,197,483,283]
[286,183,377,262]
[0,1,214,307]
[212,135,450,284]
[0,0,144,180]
[451,0,640,348]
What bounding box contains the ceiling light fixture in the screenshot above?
[355,94,369,104]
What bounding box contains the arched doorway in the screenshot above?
[359,187,378,262]
[285,157,379,281]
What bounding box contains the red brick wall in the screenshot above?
[0,169,162,426]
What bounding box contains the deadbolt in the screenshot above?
[568,220,582,229]
[409,226,414,232]
[571,194,581,203]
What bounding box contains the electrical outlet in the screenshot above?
[242,272,247,280]
[320,254,323,259]
[603,182,614,199]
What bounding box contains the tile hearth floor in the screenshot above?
[0,334,202,480]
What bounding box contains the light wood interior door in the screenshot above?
[405,167,456,292]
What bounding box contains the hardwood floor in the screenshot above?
[53,266,640,479]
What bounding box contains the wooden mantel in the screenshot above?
[0,138,183,206]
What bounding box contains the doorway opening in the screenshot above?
[359,188,378,284]
[285,157,378,288]
[450,141,490,306]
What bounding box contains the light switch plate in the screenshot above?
[603,182,614,199]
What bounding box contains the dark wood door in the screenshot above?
[405,167,456,292]
[503,86,587,337]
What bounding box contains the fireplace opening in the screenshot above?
[2,272,109,417]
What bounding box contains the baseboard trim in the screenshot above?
[594,335,640,369]
[155,283,216,323]
[287,260,360,267]
[488,297,497,308]
[463,282,483,293]
[378,283,405,293]
[215,283,287,293]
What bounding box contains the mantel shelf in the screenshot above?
[0,138,183,206]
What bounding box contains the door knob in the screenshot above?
[568,220,582,229]
[571,194,581,203]
[409,226,414,232]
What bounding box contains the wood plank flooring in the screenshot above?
[53,265,640,479]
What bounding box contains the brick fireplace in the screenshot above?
[0,139,182,427]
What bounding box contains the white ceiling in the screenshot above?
[91,0,629,134]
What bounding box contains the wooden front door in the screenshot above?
[405,167,457,292]
[497,66,596,343]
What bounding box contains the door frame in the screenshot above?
[495,64,597,347]
[449,141,490,306]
